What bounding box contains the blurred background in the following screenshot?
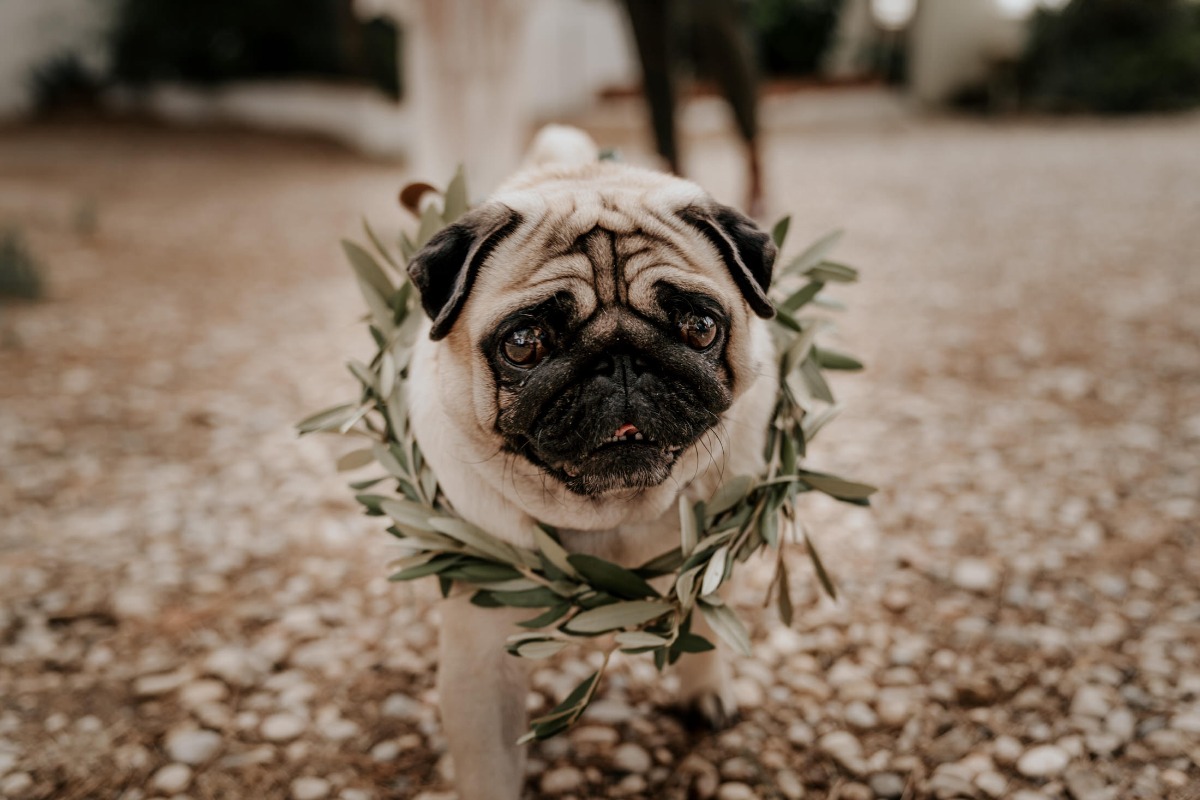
[1,1,1198,799]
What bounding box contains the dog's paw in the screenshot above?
[677,689,740,731]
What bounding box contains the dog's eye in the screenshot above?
[502,326,551,367]
[678,313,718,350]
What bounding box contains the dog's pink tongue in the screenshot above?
[614,423,639,438]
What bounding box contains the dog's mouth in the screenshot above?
[520,422,690,496]
[585,423,684,460]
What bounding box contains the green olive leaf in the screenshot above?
[776,561,794,626]
[698,600,752,657]
[814,346,864,371]
[442,165,469,224]
[518,602,572,629]
[342,239,395,299]
[336,448,375,472]
[674,632,716,653]
[674,565,703,610]
[780,280,824,312]
[296,403,361,434]
[615,631,670,649]
[797,470,877,501]
[533,526,580,580]
[770,215,791,249]
[416,202,444,248]
[428,517,521,564]
[783,229,843,276]
[514,639,569,660]
[699,545,730,596]
[806,260,859,284]
[372,442,408,481]
[566,554,660,599]
[379,350,397,398]
[379,498,439,531]
[804,528,838,600]
[799,357,835,404]
[485,586,564,608]
[705,475,755,518]
[564,600,671,634]
[362,217,401,271]
[679,496,699,557]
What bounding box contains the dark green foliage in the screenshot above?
[751,0,843,77]
[1020,0,1200,113]
[30,54,104,114]
[0,230,45,301]
[109,0,401,98]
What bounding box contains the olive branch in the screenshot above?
[297,168,876,742]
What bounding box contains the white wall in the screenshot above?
[0,0,111,118]
[0,0,636,170]
[908,0,1029,105]
[519,0,637,119]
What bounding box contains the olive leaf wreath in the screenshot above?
[297,167,876,742]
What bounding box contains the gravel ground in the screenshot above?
[1,100,1198,800]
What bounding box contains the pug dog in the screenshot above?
[405,126,778,800]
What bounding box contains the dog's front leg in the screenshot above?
[674,609,738,728]
[438,595,530,800]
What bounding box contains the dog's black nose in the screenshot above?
[592,352,651,382]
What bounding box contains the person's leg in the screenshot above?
[694,0,764,215]
[622,0,681,174]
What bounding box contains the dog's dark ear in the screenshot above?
[407,204,523,340]
[679,203,776,319]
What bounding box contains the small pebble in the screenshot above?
[1105,707,1135,742]
[876,688,914,727]
[818,731,865,775]
[164,727,223,764]
[134,670,193,698]
[151,763,192,794]
[179,679,229,708]
[584,699,634,725]
[840,783,873,800]
[205,647,262,687]
[616,774,647,795]
[261,713,307,742]
[868,772,906,799]
[777,769,805,800]
[1070,685,1110,718]
[845,701,879,730]
[380,693,423,721]
[291,776,331,800]
[952,559,999,593]
[786,722,815,746]
[929,771,974,799]
[974,771,1008,798]
[317,717,360,741]
[612,743,652,773]
[716,782,756,800]
[992,735,1023,766]
[540,765,584,795]
[1016,745,1070,779]
[370,740,401,762]
[1161,769,1188,788]
[1064,765,1116,800]
[719,756,755,782]
[0,773,33,796]
[570,725,619,746]
[1170,710,1200,734]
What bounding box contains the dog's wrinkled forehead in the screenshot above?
[473,180,720,319]
[495,166,708,237]
[406,163,776,341]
